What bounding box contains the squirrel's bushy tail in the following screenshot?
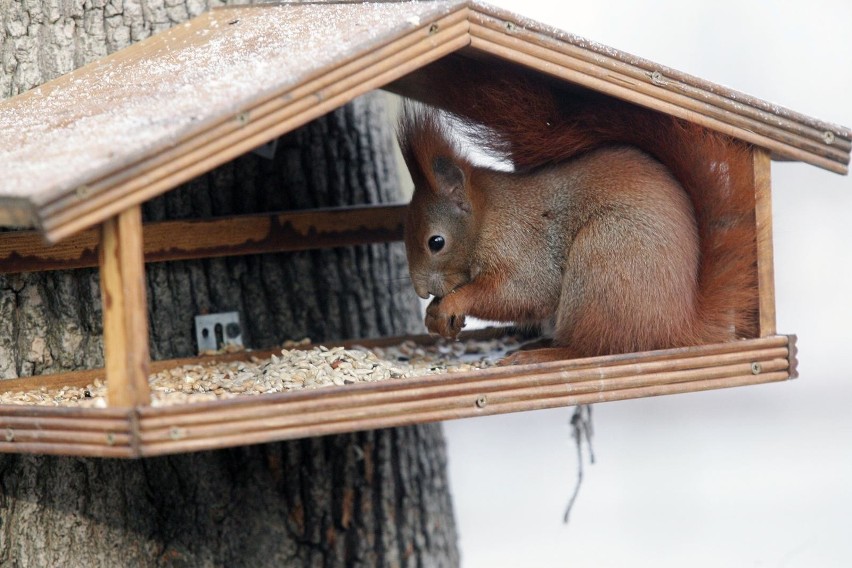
[408,58,758,344]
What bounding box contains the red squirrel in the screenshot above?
[397,59,758,364]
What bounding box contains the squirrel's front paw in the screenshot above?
[425,297,466,340]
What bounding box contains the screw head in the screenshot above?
[226,322,241,339]
[475,396,488,409]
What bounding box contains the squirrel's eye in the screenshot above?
[427,235,445,253]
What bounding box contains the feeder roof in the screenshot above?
[0,0,848,243]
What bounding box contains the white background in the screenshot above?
[440,1,852,566]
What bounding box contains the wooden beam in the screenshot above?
[0,334,793,458]
[99,206,151,407]
[0,204,406,274]
[0,227,100,273]
[753,147,776,337]
[465,23,848,174]
[134,336,793,456]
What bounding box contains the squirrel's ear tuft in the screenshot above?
[432,156,470,213]
[397,102,472,212]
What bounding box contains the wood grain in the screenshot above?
[98,207,151,407]
[468,7,851,153]
[466,23,848,174]
[138,351,791,433]
[0,204,406,274]
[753,148,776,337]
[0,334,794,458]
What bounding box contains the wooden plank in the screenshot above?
[0,329,786,402]
[139,336,788,424]
[0,415,131,431]
[0,427,131,446]
[99,207,151,407]
[138,369,790,456]
[0,334,792,458]
[114,206,151,407]
[99,215,127,405]
[139,355,790,438]
[36,14,471,243]
[0,370,104,395]
[467,21,849,163]
[138,345,790,431]
[1,328,787,405]
[141,204,406,263]
[466,30,848,175]
[0,204,406,274]
[0,228,100,273]
[0,441,136,458]
[139,362,789,445]
[0,403,131,418]
[468,6,852,149]
[1,370,790,459]
[0,406,135,457]
[753,148,776,336]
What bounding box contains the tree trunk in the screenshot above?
[0,2,459,566]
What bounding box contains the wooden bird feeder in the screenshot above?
[0,1,847,458]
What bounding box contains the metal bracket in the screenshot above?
[194,311,244,354]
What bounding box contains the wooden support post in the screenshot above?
[753,147,776,337]
[98,206,151,407]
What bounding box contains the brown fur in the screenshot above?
[398,59,757,363]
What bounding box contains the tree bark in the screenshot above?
[0,1,458,566]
